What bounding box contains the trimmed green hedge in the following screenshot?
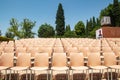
[0,36,14,41]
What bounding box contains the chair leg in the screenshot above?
[72,70,73,80]
[30,70,32,80]
[67,69,69,80]
[5,70,7,80]
[47,70,49,80]
[118,69,119,80]
[110,69,112,80]
[51,70,53,80]
[91,69,93,80]
[9,70,11,80]
[26,70,28,80]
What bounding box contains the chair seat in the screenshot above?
[11,66,29,71]
[90,66,107,70]
[71,66,88,70]
[31,67,48,71]
[109,65,120,69]
[51,67,69,71]
[0,66,9,70]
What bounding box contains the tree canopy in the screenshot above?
[6,18,36,39]
[38,23,55,38]
[74,21,85,37]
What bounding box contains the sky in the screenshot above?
[0,0,113,36]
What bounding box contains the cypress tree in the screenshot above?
[55,3,65,36]
[113,0,120,26]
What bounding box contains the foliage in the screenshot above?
[86,17,101,38]
[8,18,19,38]
[74,21,85,37]
[5,31,14,39]
[100,0,120,26]
[0,36,14,41]
[99,4,113,19]
[113,0,120,26]
[64,31,77,38]
[0,30,2,36]
[55,3,65,36]
[65,25,71,32]
[38,23,55,38]
[7,18,36,39]
[21,19,36,38]
[89,26,101,38]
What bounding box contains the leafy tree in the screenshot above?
[113,0,120,26]
[38,23,55,38]
[96,18,101,27]
[64,31,77,38]
[7,18,36,39]
[0,30,2,36]
[74,21,85,37]
[86,18,93,36]
[92,16,96,29]
[8,18,20,38]
[86,17,101,38]
[90,26,101,38]
[5,31,14,38]
[55,3,65,36]
[99,4,113,19]
[21,19,36,38]
[65,25,71,32]
[100,0,120,26]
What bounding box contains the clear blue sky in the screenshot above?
[0,0,113,36]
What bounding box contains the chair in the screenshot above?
[88,52,107,80]
[53,47,64,53]
[51,53,69,80]
[103,52,120,80]
[3,47,15,53]
[30,53,49,80]
[15,47,27,57]
[10,53,31,80]
[0,53,14,80]
[70,53,88,80]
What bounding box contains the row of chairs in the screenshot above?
[0,52,120,80]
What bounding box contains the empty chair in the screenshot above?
[41,47,53,58]
[0,53,14,80]
[10,53,31,80]
[51,53,69,80]
[53,47,64,53]
[89,47,101,53]
[88,52,107,80]
[15,47,27,57]
[3,47,15,53]
[103,52,120,80]
[66,47,79,57]
[70,53,88,80]
[26,46,39,59]
[30,53,49,80]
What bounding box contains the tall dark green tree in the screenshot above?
[86,17,101,38]
[65,25,71,32]
[92,16,96,29]
[113,0,120,26]
[55,3,65,36]
[86,20,89,37]
[0,30,2,36]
